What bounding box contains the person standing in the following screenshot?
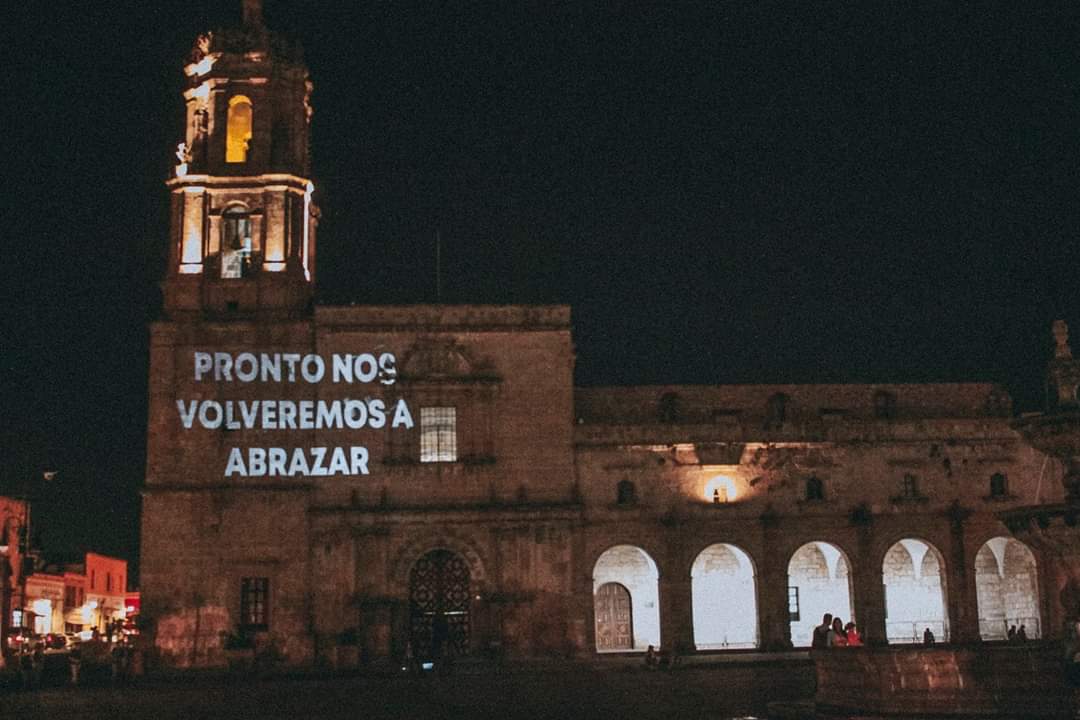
[827,617,848,647]
[923,627,936,645]
[812,613,833,649]
[19,644,34,690]
[844,622,862,646]
[68,640,83,686]
[31,642,45,688]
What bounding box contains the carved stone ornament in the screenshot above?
[191,33,213,63]
[175,142,191,165]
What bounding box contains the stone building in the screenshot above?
[140,3,1065,667]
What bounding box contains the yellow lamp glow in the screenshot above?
[704,475,737,503]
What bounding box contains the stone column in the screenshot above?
[758,508,793,650]
[852,519,887,645]
[568,523,592,657]
[946,503,980,643]
[658,574,693,654]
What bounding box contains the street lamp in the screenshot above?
[17,471,57,632]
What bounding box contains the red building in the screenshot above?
[0,496,28,661]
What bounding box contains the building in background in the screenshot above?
[140,2,1069,667]
[0,496,28,659]
[22,553,129,638]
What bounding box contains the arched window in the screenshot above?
[226,95,253,163]
[805,476,825,501]
[616,479,637,506]
[221,206,253,278]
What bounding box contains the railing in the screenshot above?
[978,616,1041,641]
[885,620,950,644]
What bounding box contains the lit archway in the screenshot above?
[226,95,253,163]
[692,543,758,648]
[593,545,660,652]
[883,538,948,643]
[976,537,1041,640]
[787,541,854,647]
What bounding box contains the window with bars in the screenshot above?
[240,577,270,631]
[788,586,800,622]
[420,406,457,462]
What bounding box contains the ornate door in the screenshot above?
[409,549,471,657]
[595,582,633,650]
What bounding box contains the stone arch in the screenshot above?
[389,531,488,596]
[882,537,949,643]
[691,542,758,649]
[593,545,660,652]
[975,536,1041,640]
[787,540,855,647]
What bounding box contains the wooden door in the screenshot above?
[595,582,633,650]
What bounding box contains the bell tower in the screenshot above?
[163,0,317,318]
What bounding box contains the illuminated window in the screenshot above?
[420,407,457,462]
[704,475,737,503]
[221,207,253,278]
[240,577,269,630]
[788,586,800,622]
[226,95,253,163]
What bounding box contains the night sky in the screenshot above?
[4,1,1080,580]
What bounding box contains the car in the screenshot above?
[43,633,68,653]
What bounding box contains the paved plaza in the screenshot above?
[1,660,814,719]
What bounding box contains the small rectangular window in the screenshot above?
[106,573,112,592]
[420,406,457,462]
[90,570,95,590]
[240,577,270,631]
[788,586,800,622]
[902,473,919,498]
[990,473,1008,498]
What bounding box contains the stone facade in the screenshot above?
[140,4,1070,668]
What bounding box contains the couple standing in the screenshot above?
[811,612,861,648]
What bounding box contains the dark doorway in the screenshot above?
[594,581,633,651]
[409,549,471,658]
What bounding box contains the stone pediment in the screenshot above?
[400,338,498,382]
